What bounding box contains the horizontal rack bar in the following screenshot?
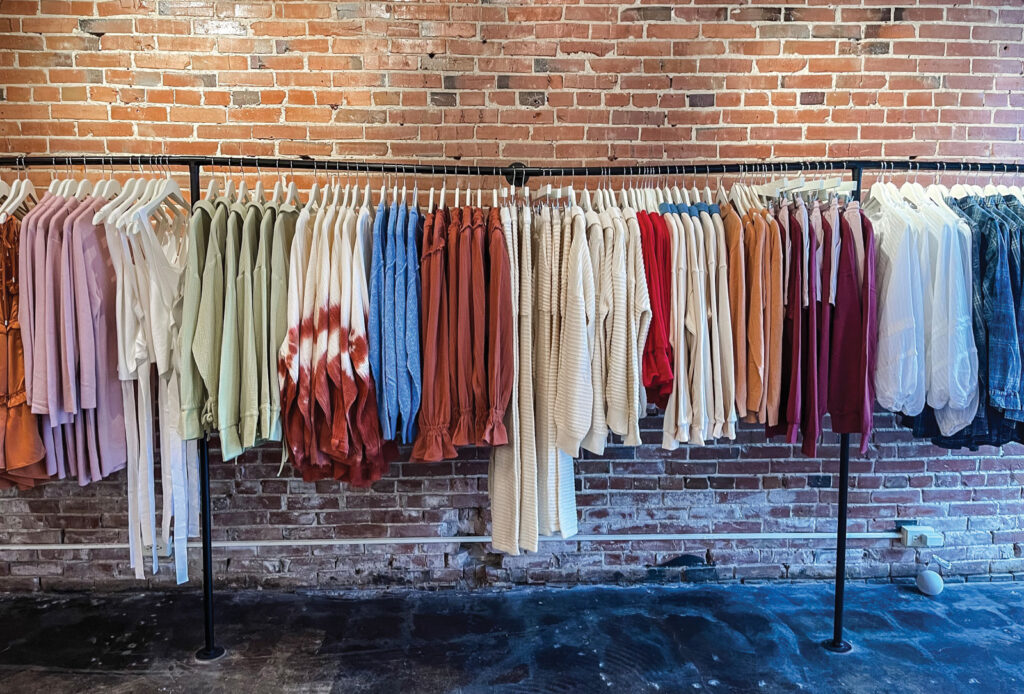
[1,155,1022,185]
[0,531,901,552]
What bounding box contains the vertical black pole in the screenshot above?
[825,433,853,653]
[189,161,226,662]
[825,161,860,654]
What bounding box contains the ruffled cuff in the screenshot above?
[411,424,457,462]
[451,408,475,447]
[481,407,509,447]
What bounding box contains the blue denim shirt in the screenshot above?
[382,200,400,440]
[394,201,410,442]
[965,198,1021,410]
[405,205,422,443]
[992,198,1024,420]
[370,199,388,432]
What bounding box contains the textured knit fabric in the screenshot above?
[517,203,538,551]
[698,207,724,438]
[712,206,737,439]
[639,210,673,408]
[554,206,595,457]
[581,208,610,454]
[624,206,652,447]
[489,204,521,555]
[604,208,630,438]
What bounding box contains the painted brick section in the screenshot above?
[1,412,1023,591]
[0,1,1021,163]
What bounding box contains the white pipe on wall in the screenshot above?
[0,530,901,552]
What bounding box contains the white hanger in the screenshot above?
[949,162,973,200]
[307,161,322,209]
[0,160,36,223]
[271,173,284,206]
[253,163,266,205]
[204,163,221,200]
[94,171,141,225]
[281,162,299,210]
[428,165,436,213]
[235,159,249,205]
[138,170,188,227]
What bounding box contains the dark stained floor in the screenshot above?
[1,582,1022,693]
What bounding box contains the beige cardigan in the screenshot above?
[554,206,595,458]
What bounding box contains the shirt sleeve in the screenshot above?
[483,210,515,447]
[60,218,79,413]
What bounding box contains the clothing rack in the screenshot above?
[1,154,1022,662]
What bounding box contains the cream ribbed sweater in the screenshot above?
[700,210,725,439]
[603,209,629,438]
[554,206,594,458]
[489,204,521,556]
[517,203,538,551]
[622,207,651,447]
[682,210,709,444]
[581,209,609,454]
[662,210,691,448]
[533,205,555,535]
[712,210,737,439]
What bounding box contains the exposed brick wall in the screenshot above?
[1,0,1024,591]
[0,0,1022,164]
[1,412,1023,591]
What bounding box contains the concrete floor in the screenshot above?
[0,583,1021,693]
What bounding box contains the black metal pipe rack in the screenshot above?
[2,153,1022,661]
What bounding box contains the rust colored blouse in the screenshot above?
[412,208,457,461]
[470,207,489,444]
[483,207,514,446]
[452,207,476,445]
[0,218,47,489]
